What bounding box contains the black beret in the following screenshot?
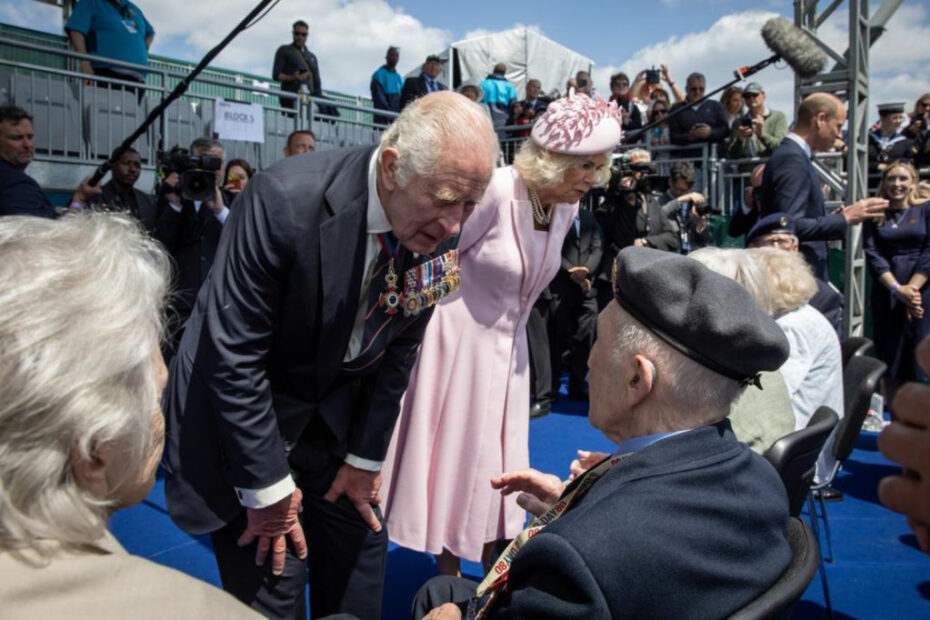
[612,247,789,383]
[745,212,795,247]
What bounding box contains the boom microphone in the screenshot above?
[760,17,828,78]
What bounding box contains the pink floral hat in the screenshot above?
[530,90,623,155]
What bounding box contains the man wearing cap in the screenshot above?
[746,212,844,338]
[758,92,887,280]
[727,83,788,159]
[412,246,792,619]
[868,102,915,189]
[399,55,447,111]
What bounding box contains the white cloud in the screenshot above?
[592,7,930,125]
[139,0,450,96]
[0,2,61,30]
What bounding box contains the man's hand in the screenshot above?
[737,125,754,139]
[569,449,610,480]
[688,124,711,141]
[491,468,564,517]
[423,603,463,620]
[207,185,226,215]
[72,175,103,206]
[323,463,383,532]
[751,116,764,137]
[680,191,705,206]
[237,489,308,576]
[843,197,888,225]
[633,238,647,247]
[878,336,930,552]
[568,266,589,286]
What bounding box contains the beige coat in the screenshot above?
[0,531,260,619]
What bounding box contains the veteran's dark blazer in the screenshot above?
[488,422,792,619]
[758,137,847,279]
[163,146,453,535]
[399,74,448,111]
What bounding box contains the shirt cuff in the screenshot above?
[345,453,382,472]
[214,206,229,224]
[234,475,296,509]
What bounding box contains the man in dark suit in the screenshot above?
[399,55,447,111]
[0,104,56,218]
[163,92,498,620]
[758,92,887,280]
[89,145,157,230]
[413,247,793,619]
[152,137,229,358]
[549,209,602,401]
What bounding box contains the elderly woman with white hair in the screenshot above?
[0,215,258,619]
[750,247,844,480]
[381,92,620,576]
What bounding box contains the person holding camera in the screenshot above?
[153,137,229,358]
[726,83,787,159]
[608,73,643,135]
[594,149,677,308]
[655,161,713,254]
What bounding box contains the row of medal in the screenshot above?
[379,249,462,317]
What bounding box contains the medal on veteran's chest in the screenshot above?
[379,258,402,315]
[402,249,462,316]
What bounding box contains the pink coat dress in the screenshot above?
[380,166,578,561]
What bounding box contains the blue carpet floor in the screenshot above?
[112,397,930,618]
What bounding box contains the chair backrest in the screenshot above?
[841,336,875,368]
[764,406,839,517]
[727,517,820,620]
[837,355,887,461]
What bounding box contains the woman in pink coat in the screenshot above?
[381,92,622,575]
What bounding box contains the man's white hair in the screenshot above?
[0,214,169,554]
[379,91,499,188]
[609,304,742,424]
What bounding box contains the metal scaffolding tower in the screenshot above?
[793,0,902,337]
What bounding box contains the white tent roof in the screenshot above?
[451,27,594,100]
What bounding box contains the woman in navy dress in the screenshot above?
[864,161,930,399]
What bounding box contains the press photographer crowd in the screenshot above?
[2,4,930,619]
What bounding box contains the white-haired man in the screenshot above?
[414,247,793,619]
[163,91,499,620]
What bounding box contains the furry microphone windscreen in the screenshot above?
[761,17,828,78]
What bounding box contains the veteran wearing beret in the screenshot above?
[413,247,793,620]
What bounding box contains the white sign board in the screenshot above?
[213,99,265,143]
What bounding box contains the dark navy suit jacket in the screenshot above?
[0,159,55,218]
[489,422,792,619]
[163,146,453,534]
[399,74,447,111]
[758,137,847,279]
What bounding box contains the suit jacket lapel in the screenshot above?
[316,151,372,391]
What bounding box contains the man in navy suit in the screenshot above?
[0,104,56,218]
[163,92,498,619]
[414,247,793,619]
[758,92,886,279]
[399,55,447,111]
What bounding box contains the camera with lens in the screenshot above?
[739,115,754,128]
[606,154,660,196]
[692,203,721,217]
[645,67,661,85]
[157,146,222,202]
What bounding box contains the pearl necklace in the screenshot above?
[528,187,551,226]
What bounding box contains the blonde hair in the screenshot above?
[877,160,921,207]
[0,214,169,554]
[688,248,774,315]
[749,247,817,315]
[513,139,611,191]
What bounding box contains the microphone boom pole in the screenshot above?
[88,0,277,186]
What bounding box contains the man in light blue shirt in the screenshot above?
[66,0,154,85]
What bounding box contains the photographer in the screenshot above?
[608,73,643,135]
[594,149,677,308]
[655,161,714,254]
[726,83,787,159]
[153,137,229,358]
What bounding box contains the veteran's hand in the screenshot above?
[423,603,463,620]
[878,336,930,552]
[323,463,383,532]
[237,489,307,576]
[569,449,610,480]
[491,468,564,517]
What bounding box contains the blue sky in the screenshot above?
[3,0,929,118]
